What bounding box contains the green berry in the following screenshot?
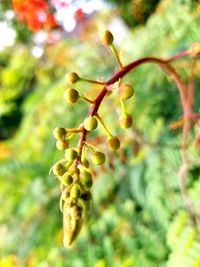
[119,114,132,128]
[106,136,120,151]
[91,151,105,165]
[65,148,78,161]
[80,170,93,188]
[119,84,134,100]
[64,88,79,104]
[101,30,114,46]
[56,140,69,150]
[53,162,66,176]
[83,116,98,131]
[53,127,67,140]
[66,72,79,84]
[71,184,80,199]
[82,159,90,168]
[62,173,73,186]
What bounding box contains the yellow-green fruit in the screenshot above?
[62,173,73,186]
[64,88,79,104]
[119,114,132,128]
[65,148,78,161]
[66,72,79,84]
[101,30,114,46]
[91,151,105,165]
[71,184,80,198]
[106,136,120,151]
[80,170,93,188]
[56,140,69,150]
[53,163,66,176]
[53,127,67,140]
[119,84,134,100]
[82,159,90,168]
[83,116,98,131]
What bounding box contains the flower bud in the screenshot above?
[106,136,120,151]
[91,151,105,165]
[53,127,67,140]
[65,148,78,162]
[188,42,200,56]
[119,84,134,100]
[71,184,81,199]
[82,159,90,168]
[66,72,79,84]
[80,170,93,188]
[83,116,98,131]
[119,114,132,128]
[53,162,66,176]
[64,88,79,104]
[62,173,73,186]
[56,140,69,150]
[101,30,114,46]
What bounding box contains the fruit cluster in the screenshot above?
[51,30,135,246]
[51,30,197,246]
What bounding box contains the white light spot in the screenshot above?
[31,46,43,58]
[5,10,15,20]
[0,22,16,50]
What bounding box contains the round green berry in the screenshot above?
[80,170,93,188]
[101,30,114,46]
[83,116,98,131]
[64,88,79,104]
[66,72,79,84]
[65,148,78,161]
[52,162,66,176]
[119,84,134,100]
[71,184,80,199]
[56,140,69,150]
[91,151,105,165]
[119,114,132,128]
[62,173,73,186]
[106,136,120,151]
[82,159,90,168]
[53,127,67,140]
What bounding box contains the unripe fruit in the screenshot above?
[71,184,80,198]
[53,127,67,140]
[119,84,134,100]
[83,116,98,131]
[56,140,69,150]
[80,170,93,188]
[53,163,66,176]
[91,151,105,165]
[65,148,78,161]
[101,30,114,46]
[119,114,132,128]
[66,72,79,84]
[64,88,79,104]
[62,173,73,186]
[82,159,90,168]
[106,136,120,151]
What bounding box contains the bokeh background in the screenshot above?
[1,0,200,266]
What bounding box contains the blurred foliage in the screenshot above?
[105,0,161,27]
[1,0,200,266]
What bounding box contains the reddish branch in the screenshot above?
[75,48,200,224]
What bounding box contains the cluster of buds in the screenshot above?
[50,26,200,246]
[50,30,136,247]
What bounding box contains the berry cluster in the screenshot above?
[51,30,199,246]
[51,30,135,246]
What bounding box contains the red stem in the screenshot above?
[74,47,200,223]
[77,52,189,165]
